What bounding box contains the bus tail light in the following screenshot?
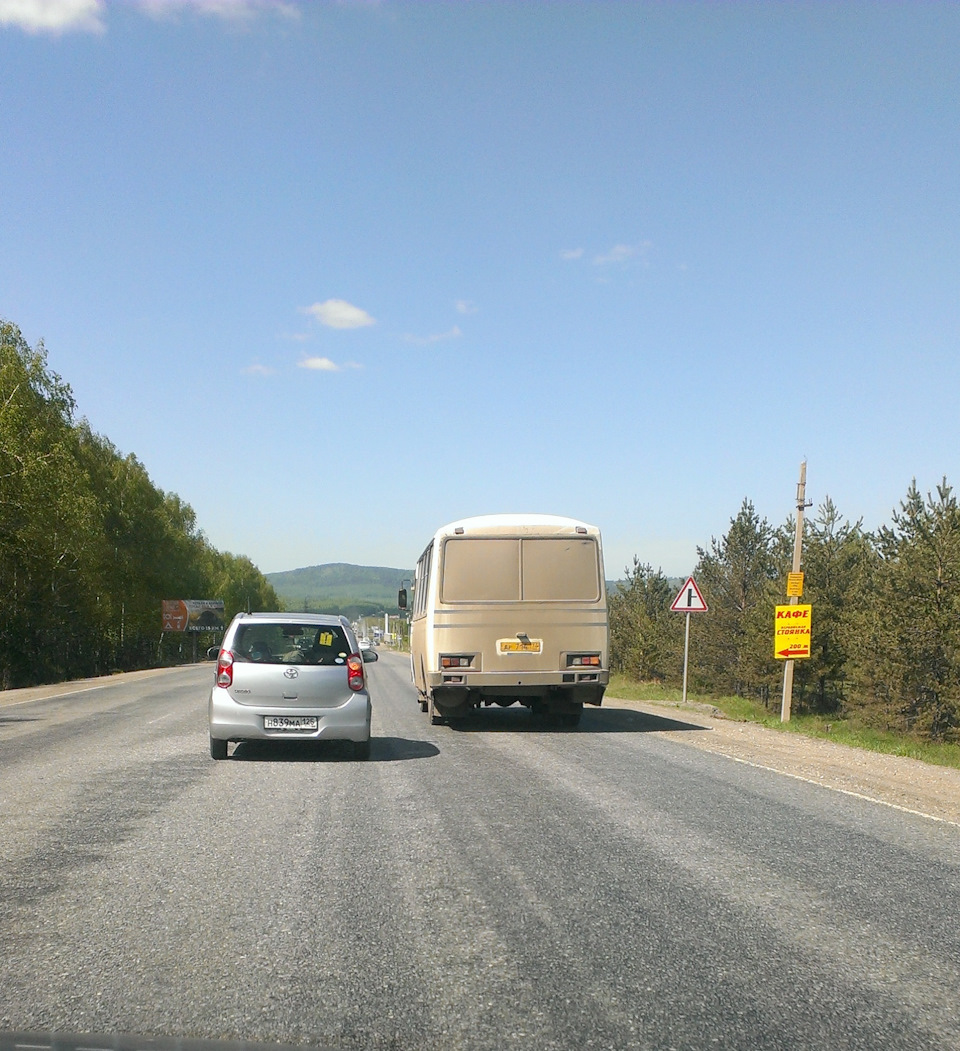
[441,655,474,669]
[347,654,365,691]
[567,654,601,668]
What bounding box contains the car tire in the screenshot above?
[210,736,228,760]
[353,738,371,761]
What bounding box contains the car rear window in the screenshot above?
[232,623,352,665]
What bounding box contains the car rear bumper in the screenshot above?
[209,688,371,743]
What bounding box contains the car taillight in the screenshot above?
[216,650,234,687]
[347,654,364,691]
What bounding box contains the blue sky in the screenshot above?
[2,1,958,579]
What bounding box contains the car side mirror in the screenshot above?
[206,647,220,661]
[361,648,379,662]
[398,588,407,610]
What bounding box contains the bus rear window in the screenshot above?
[441,538,519,601]
[440,536,600,602]
[521,538,600,600]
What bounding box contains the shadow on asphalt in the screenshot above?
[228,736,440,763]
[444,705,709,734]
[0,716,41,725]
[586,706,710,733]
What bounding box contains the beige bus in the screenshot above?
[399,514,608,726]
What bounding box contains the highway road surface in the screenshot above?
[1,652,959,1050]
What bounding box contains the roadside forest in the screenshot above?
[0,320,278,687]
[610,489,960,742]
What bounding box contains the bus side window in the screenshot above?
[415,543,432,617]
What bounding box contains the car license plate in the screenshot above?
[263,716,318,731]
[498,638,542,654]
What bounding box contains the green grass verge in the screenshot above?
[606,674,960,771]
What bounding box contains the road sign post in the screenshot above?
[670,576,708,705]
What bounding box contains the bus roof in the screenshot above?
[432,514,601,540]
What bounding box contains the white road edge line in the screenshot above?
[0,684,102,707]
[723,752,960,828]
[0,668,179,710]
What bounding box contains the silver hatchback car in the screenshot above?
[208,612,376,760]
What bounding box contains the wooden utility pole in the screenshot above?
[781,461,811,723]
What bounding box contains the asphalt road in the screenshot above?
[1,653,959,1050]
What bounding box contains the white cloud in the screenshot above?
[0,0,105,33]
[298,357,363,373]
[455,299,478,315]
[403,326,462,346]
[299,356,340,372]
[559,248,584,261]
[243,362,274,376]
[0,0,300,33]
[593,241,653,266]
[137,0,299,23]
[302,299,376,330]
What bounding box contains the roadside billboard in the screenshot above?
[162,600,225,633]
[774,603,812,659]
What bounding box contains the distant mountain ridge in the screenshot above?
[266,562,682,614]
[266,563,413,616]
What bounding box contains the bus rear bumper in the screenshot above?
[427,672,607,713]
[427,669,607,690]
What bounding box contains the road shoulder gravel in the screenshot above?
[605,695,960,828]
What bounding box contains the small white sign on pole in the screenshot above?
[670,576,708,705]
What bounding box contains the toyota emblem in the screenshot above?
[283,667,299,679]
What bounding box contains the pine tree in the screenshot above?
[609,558,681,682]
[851,480,960,740]
[692,499,780,700]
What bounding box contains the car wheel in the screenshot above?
[353,738,371,761]
[210,735,228,760]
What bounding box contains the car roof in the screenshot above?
[233,612,349,626]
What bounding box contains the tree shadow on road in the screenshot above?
[228,736,440,763]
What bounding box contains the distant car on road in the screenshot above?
[208,612,377,761]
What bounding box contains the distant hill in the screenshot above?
[267,564,679,614]
[266,563,413,618]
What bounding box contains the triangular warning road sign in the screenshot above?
[670,576,708,613]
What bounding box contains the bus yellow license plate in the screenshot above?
[498,639,542,654]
